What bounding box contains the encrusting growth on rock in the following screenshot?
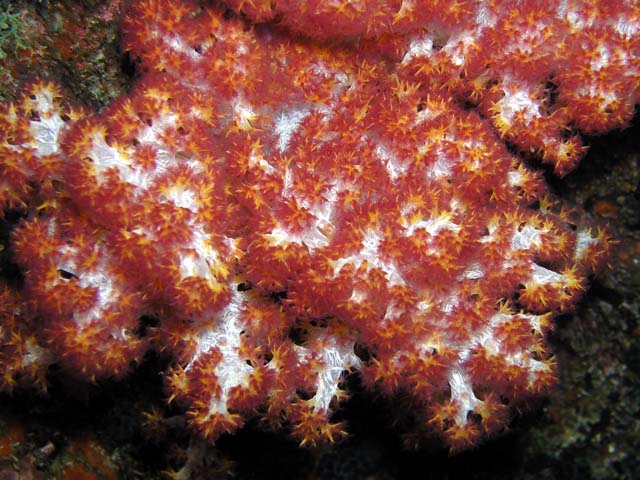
[0,0,633,452]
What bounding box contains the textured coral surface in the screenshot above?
[0,0,636,457]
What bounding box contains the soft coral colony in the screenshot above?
[0,0,635,452]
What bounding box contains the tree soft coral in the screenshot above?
[0,0,631,452]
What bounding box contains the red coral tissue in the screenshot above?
[0,0,634,452]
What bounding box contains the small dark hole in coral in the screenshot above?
[57,268,78,280]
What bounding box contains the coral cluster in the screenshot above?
[0,0,634,451]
